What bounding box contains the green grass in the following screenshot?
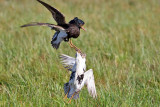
[0,0,160,106]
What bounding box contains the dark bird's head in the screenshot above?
[69,17,85,31]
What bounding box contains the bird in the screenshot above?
[21,0,85,51]
[59,51,97,103]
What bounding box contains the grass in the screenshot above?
[0,0,160,106]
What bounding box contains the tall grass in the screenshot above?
[0,0,160,106]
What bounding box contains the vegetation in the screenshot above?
[0,0,160,106]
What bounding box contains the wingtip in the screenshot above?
[37,0,43,3]
[20,25,25,28]
[20,24,29,28]
[37,0,42,3]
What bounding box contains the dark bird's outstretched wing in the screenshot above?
[21,22,65,31]
[37,0,66,25]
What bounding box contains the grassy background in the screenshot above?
[0,0,160,106]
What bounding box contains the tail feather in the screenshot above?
[64,83,79,99]
[73,93,79,99]
[68,90,79,99]
[64,83,69,95]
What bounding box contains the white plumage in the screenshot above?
[59,54,75,71]
[60,52,97,103]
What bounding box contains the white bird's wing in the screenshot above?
[59,54,75,71]
[84,69,97,98]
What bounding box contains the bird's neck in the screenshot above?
[75,64,84,76]
[71,23,80,29]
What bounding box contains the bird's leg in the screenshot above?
[68,92,76,104]
[68,91,80,104]
[64,87,70,100]
[69,39,82,54]
[68,39,74,48]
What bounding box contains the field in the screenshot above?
[0,0,160,106]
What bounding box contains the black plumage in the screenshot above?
[76,74,84,85]
[21,0,85,49]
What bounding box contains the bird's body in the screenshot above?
[60,52,97,103]
[66,24,80,39]
[21,0,85,49]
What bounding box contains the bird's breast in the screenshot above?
[67,26,80,38]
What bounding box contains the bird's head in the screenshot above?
[69,17,85,31]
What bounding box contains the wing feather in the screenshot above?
[21,22,65,31]
[84,69,97,98]
[37,0,66,25]
[59,54,75,71]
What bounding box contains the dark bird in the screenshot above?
[21,0,85,50]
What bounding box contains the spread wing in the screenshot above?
[59,54,75,71]
[21,22,65,31]
[37,0,66,25]
[84,69,97,98]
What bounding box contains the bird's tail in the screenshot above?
[64,83,79,99]
[72,93,79,99]
[64,83,69,95]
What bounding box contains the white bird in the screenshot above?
[59,52,97,103]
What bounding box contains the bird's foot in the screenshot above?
[69,39,83,54]
[68,99,72,104]
[63,94,68,100]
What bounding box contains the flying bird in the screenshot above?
[21,0,85,50]
[59,52,97,103]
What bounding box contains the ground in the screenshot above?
[0,0,160,106]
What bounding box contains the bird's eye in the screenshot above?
[78,20,85,26]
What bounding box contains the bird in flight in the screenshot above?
[60,52,97,103]
[21,0,85,51]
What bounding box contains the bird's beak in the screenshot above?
[81,26,86,31]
